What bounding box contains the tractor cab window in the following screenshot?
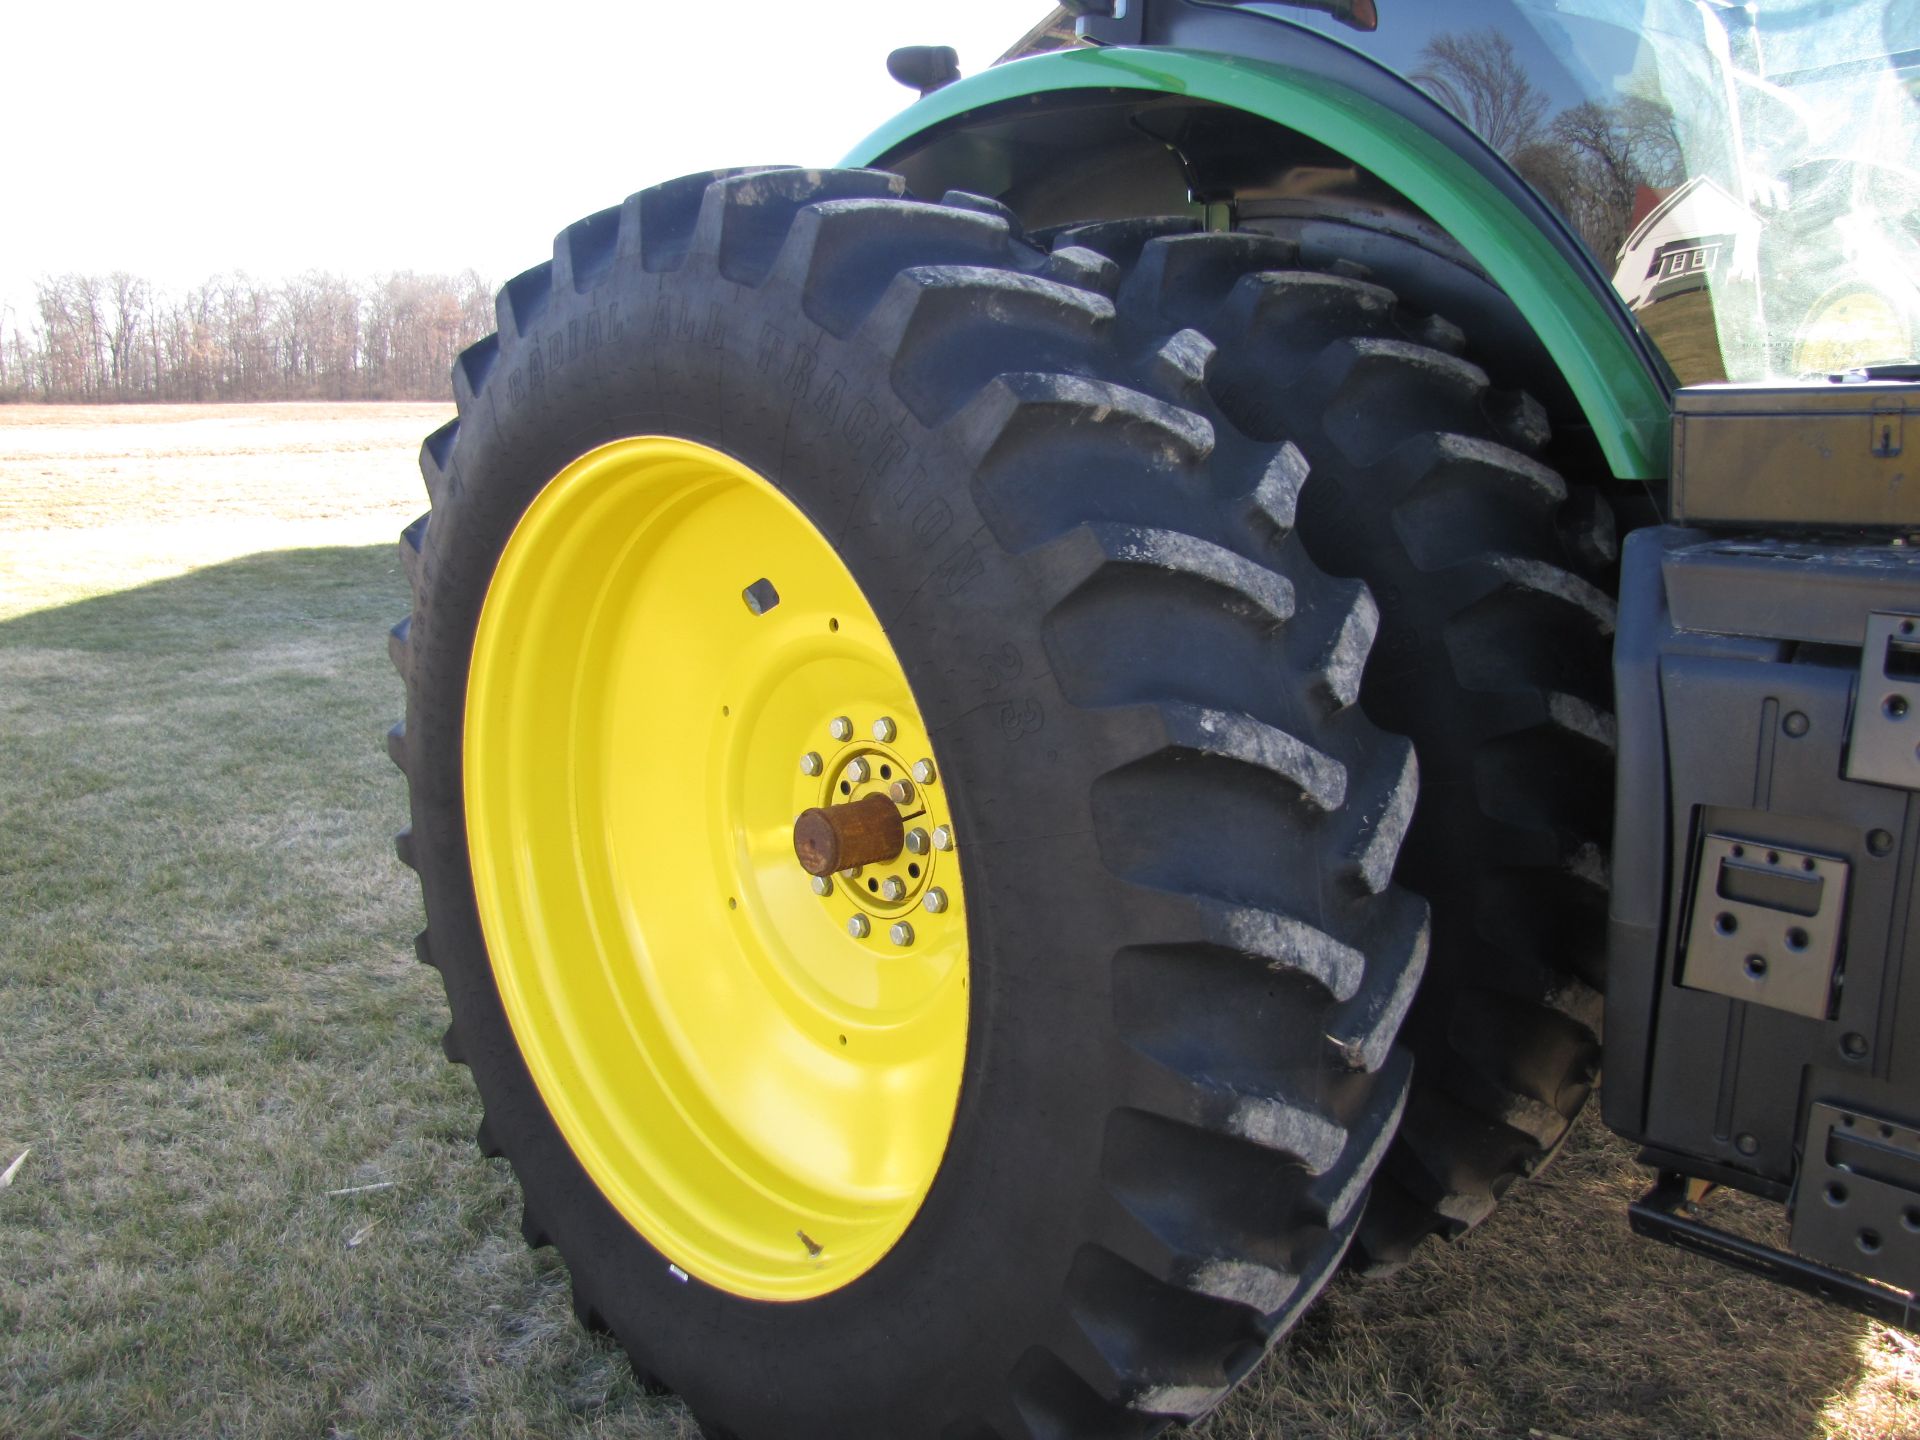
[1266,0,1920,383]
[1505,0,1920,383]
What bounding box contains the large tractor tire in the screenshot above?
[1046,213,1618,1270]
[387,169,1430,1439]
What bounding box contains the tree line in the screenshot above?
[4,38,1683,408]
[1412,30,1687,267]
[0,270,495,403]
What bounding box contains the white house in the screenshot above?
[1612,174,1761,311]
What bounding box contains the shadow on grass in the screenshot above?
[0,541,414,914]
[0,541,405,654]
[1,543,684,1439]
[2,545,1902,1439]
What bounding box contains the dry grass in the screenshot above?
[1212,1116,1920,1440]
[0,402,449,622]
[3,403,1917,1439]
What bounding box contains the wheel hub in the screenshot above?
[793,722,958,942]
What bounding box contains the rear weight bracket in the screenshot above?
[1845,611,1920,790]
[1792,1102,1920,1294]
[1678,834,1848,1021]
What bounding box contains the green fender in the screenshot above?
[847,46,1670,481]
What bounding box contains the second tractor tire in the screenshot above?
[1049,212,1619,1269]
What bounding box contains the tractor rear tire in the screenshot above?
[387,170,1429,1439]
[1048,214,1618,1270]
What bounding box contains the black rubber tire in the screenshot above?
[1045,214,1618,1271]
[387,170,1430,1439]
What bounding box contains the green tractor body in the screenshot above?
[385,3,1920,1432]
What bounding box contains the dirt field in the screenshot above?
[3,402,1916,1439]
[0,403,449,622]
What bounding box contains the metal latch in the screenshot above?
[1791,1102,1920,1295]
[1679,834,1848,1019]
[1873,405,1905,459]
[1846,612,1920,789]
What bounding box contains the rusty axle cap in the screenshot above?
[793,793,905,877]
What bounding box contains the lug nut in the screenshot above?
[847,914,871,939]
[800,751,823,777]
[905,828,929,855]
[810,875,833,897]
[839,866,862,880]
[846,757,871,784]
[923,887,949,914]
[828,716,853,742]
[880,876,906,902]
[873,716,897,742]
[912,758,936,785]
[888,779,916,805]
[889,921,915,947]
[932,825,954,851]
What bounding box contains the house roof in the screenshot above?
[997,6,1083,64]
[1617,174,1752,261]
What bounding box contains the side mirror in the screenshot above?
[886,45,961,97]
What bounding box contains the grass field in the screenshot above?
[2,402,1916,1439]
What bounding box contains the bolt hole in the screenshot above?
[1888,694,1909,720]
[908,862,920,878]
[1786,926,1810,952]
[1870,829,1896,857]
[840,781,851,796]
[1828,1182,1851,1205]
[1766,850,1781,865]
[1714,911,1738,936]
[1732,844,1746,858]
[1744,954,1767,979]
[879,764,892,779]
[1803,857,1816,871]
[1861,1228,1884,1254]
[1904,620,1916,636]
[838,1034,847,1046]
[1844,1114,1858,1127]
[828,617,840,632]
[1904,1207,1920,1232]
[722,704,730,716]
[727,897,737,910]
[1884,1124,1897,1140]
[867,878,878,892]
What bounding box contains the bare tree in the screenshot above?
[36,279,84,398]
[0,302,19,397]
[74,275,108,399]
[1413,30,1550,157]
[1521,93,1687,264]
[106,272,148,396]
[3,267,494,403]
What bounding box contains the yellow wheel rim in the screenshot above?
[465,436,970,1301]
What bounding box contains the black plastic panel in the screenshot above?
[1663,540,1920,646]
[1609,528,1920,1222]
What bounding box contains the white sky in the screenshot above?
[0,0,1053,331]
